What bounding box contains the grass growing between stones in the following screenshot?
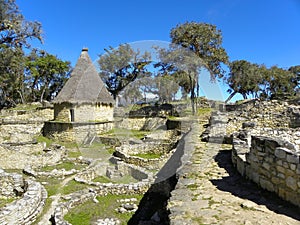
[67,150,82,158]
[0,198,15,208]
[35,135,54,147]
[64,194,143,225]
[103,128,150,139]
[92,176,111,183]
[61,180,91,195]
[39,161,86,172]
[36,177,62,197]
[31,198,53,225]
[131,152,162,159]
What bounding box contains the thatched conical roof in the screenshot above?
[53,48,114,105]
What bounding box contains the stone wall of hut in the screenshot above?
[54,103,113,123]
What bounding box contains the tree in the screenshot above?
[98,44,151,104]
[289,65,300,90]
[170,22,229,80]
[25,50,71,102]
[0,44,25,106]
[155,45,201,113]
[168,22,228,113]
[225,60,262,102]
[0,0,42,48]
[266,66,296,100]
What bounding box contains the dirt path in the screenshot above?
[168,122,300,225]
[37,175,75,225]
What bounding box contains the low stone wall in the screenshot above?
[0,144,65,169]
[43,121,114,143]
[115,117,167,131]
[0,170,24,198]
[74,158,153,184]
[0,179,47,225]
[53,180,151,225]
[232,133,300,208]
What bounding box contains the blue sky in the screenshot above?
[17,0,300,102]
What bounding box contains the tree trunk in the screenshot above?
[225,91,237,103]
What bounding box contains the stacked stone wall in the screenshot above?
[0,179,47,225]
[232,134,300,207]
[43,121,114,143]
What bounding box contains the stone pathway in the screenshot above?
[168,122,300,225]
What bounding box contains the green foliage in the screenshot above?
[170,22,229,79]
[157,22,228,114]
[25,50,71,102]
[98,44,151,100]
[225,60,299,101]
[225,60,262,102]
[0,45,25,107]
[0,0,43,48]
[64,194,143,225]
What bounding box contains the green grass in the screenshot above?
[61,179,91,195]
[0,198,15,208]
[64,194,143,225]
[39,162,86,172]
[35,135,54,147]
[58,141,79,149]
[187,183,199,190]
[131,152,162,159]
[103,128,149,139]
[106,147,115,155]
[67,150,82,158]
[197,107,212,115]
[36,177,61,197]
[92,176,111,183]
[11,103,40,111]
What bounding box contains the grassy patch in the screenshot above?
[197,107,212,116]
[12,104,39,111]
[64,194,143,225]
[131,152,161,159]
[187,183,199,190]
[107,147,115,155]
[92,176,111,183]
[61,179,91,195]
[36,177,61,197]
[103,128,149,139]
[35,135,54,147]
[67,150,82,158]
[39,162,86,172]
[0,198,15,208]
[58,141,79,149]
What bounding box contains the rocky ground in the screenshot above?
[168,121,300,225]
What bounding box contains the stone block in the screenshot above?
[286,154,299,164]
[274,147,287,159]
[276,165,285,174]
[260,178,274,192]
[286,176,298,191]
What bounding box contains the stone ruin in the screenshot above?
[204,99,300,208]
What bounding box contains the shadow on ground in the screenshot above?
[211,149,300,221]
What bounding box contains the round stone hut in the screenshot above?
[44,48,114,143]
[53,48,114,122]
